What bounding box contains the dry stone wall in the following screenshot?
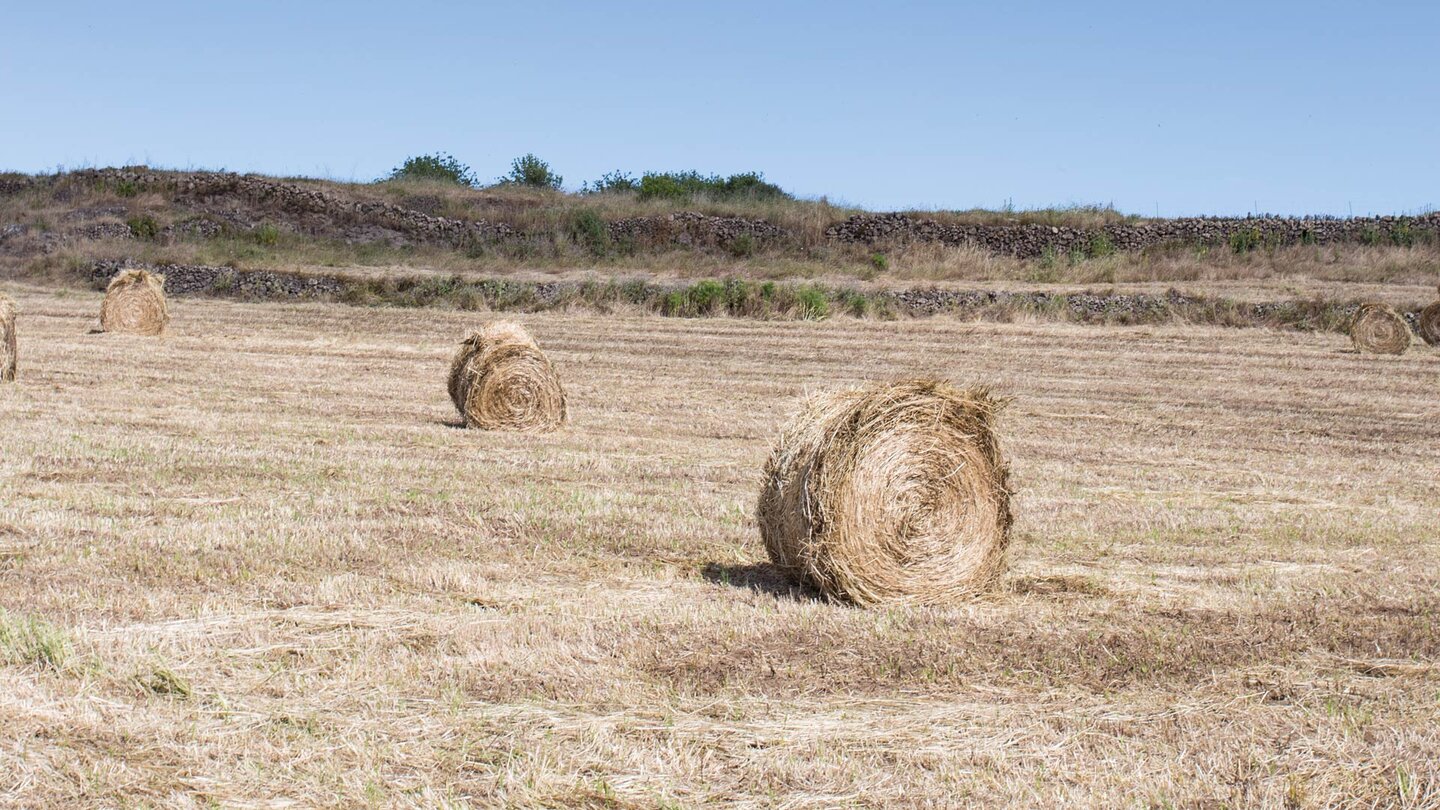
[6,169,1437,258]
[826,211,1440,258]
[73,168,514,245]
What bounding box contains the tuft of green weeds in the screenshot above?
[1086,233,1116,259]
[253,223,281,247]
[127,215,160,240]
[793,286,829,320]
[726,233,756,259]
[136,666,194,699]
[0,608,72,669]
[566,209,610,257]
[1229,227,1262,254]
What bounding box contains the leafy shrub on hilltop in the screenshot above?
[500,154,563,190]
[582,170,639,194]
[637,171,789,202]
[583,169,790,201]
[383,153,477,187]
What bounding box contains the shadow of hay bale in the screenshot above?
[701,562,828,603]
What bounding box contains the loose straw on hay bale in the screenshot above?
[1349,302,1410,355]
[1419,294,1440,347]
[447,321,566,431]
[99,269,169,336]
[756,379,1013,605]
[0,295,16,382]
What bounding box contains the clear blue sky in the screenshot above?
[4,1,1437,216]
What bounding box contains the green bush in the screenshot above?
[1390,218,1415,247]
[582,171,638,194]
[795,286,829,320]
[1086,234,1116,259]
[501,154,563,190]
[870,253,889,272]
[637,171,789,201]
[1229,227,1262,254]
[688,279,726,314]
[567,209,610,256]
[383,153,476,187]
[726,233,756,258]
[126,215,159,241]
[838,289,870,317]
[253,223,281,246]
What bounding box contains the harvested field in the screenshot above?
[1,285,1438,807]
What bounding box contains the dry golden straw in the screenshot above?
[0,295,16,382]
[756,379,1013,605]
[99,269,169,336]
[1419,295,1440,347]
[447,321,566,431]
[1349,302,1410,355]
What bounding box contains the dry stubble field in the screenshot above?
[1,284,1438,808]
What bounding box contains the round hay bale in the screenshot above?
[1349,302,1410,355]
[99,269,169,336]
[756,379,1013,605]
[0,295,16,382]
[447,321,566,431]
[1419,299,1440,347]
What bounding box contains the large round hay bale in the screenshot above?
[1419,299,1440,347]
[99,269,169,336]
[756,379,1013,605]
[1349,302,1410,355]
[0,295,16,382]
[447,321,566,431]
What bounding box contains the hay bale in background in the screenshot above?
[1349,302,1410,355]
[99,270,169,336]
[756,379,1013,605]
[0,295,16,382]
[1419,296,1440,347]
[448,321,567,431]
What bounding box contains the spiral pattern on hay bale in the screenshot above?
[99,269,169,336]
[1349,302,1411,355]
[756,379,1012,605]
[447,321,567,432]
[0,295,16,382]
[1419,299,1440,347]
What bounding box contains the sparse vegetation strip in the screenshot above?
[81,260,1429,335]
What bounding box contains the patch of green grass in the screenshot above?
[0,608,72,669]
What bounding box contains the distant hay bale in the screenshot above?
[1419,299,1440,347]
[0,295,16,382]
[99,269,169,336]
[1349,302,1410,355]
[447,321,566,431]
[756,379,1013,606]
